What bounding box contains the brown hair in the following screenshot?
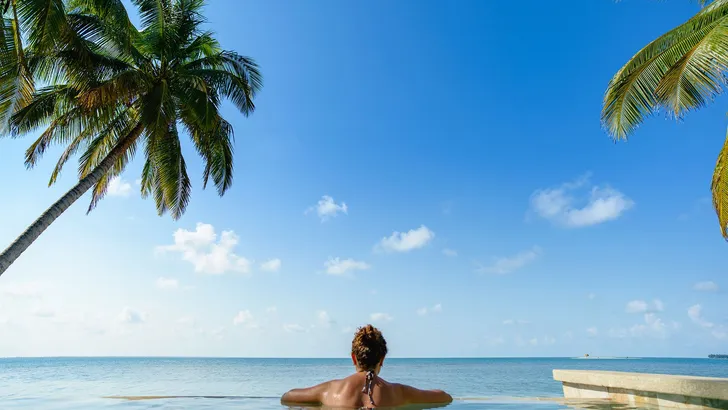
[351,324,388,370]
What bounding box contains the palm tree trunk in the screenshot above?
[0,124,144,277]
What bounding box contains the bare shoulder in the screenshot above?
[280,379,339,405]
[393,383,453,405]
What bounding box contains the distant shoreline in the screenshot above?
[0,355,709,360]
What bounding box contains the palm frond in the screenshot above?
[175,72,220,130]
[152,124,190,219]
[0,7,34,133]
[655,23,728,116]
[66,1,142,62]
[133,0,172,56]
[47,104,136,185]
[168,0,204,52]
[603,0,728,139]
[17,0,69,51]
[178,31,219,61]
[140,134,168,215]
[77,105,139,179]
[0,16,19,132]
[76,69,148,109]
[181,52,262,116]
[712,130,728,239]
[8,85,75,137]
[82,119,142,212]
[140,80,175,138]
[23,105,86,167]
[195,118,234,195]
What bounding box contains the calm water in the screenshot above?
[1,357,727,409]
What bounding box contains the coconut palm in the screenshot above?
[0,0,262,276]
[602,0,728,238]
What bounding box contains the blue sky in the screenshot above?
[0,0,726,358]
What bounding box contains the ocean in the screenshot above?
[1,357,727,409]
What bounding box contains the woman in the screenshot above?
[281,324,453,408]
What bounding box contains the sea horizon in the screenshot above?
[0,355,718,359]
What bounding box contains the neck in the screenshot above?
[357,367,379,375]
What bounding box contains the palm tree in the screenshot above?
[602,0,728,238]
[0,0,262,276]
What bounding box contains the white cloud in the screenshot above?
[209,327,225,340]
[317,311,335,328]
[156,223,251,275]
[375,225,435,253]
[625,300,648,313]
[260,259,282,273]
[176,316,197,327]
[611,313,671,339]
[118,307,146,324]
[107,177,132,197]
[694,281,719,292]
[0,281,44,298]
[284,323,306,333]
[442,248,458,257]
[417,303,443,316]
[370,313,393,323]
[529,173,634,228]
[324,257,370,276]
[32,307,55,318]
[156,277,179,290]
[307,195,348,221]
[587,327,598,337]
[477,246,541,275]
[485,336,505,346]
[713,328,728,340]
[266,306,277,314]
[233,310,254,326]
[529,338,539,346]
[608,328,628,339]
[503,319,529,325]
[688,305,714,328]
[542,336,556,345]
[629,313,667,338]
[625,299,663,314]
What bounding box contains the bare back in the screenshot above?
[281,372,452,408]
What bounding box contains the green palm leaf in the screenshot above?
[603,0,728,138]
[712,130,728,238]
[604,0,728,240]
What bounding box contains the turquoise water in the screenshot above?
[1,358,727,409]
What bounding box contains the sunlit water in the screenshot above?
[1,358,726,409]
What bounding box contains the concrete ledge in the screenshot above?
[553,370,728,409]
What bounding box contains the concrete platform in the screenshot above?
[553,369,728,409]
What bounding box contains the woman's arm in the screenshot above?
[280,381,331,405]
[399,384,453,404]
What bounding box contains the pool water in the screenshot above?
[1,357,726,409]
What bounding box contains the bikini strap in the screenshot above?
[361,370,376,406]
